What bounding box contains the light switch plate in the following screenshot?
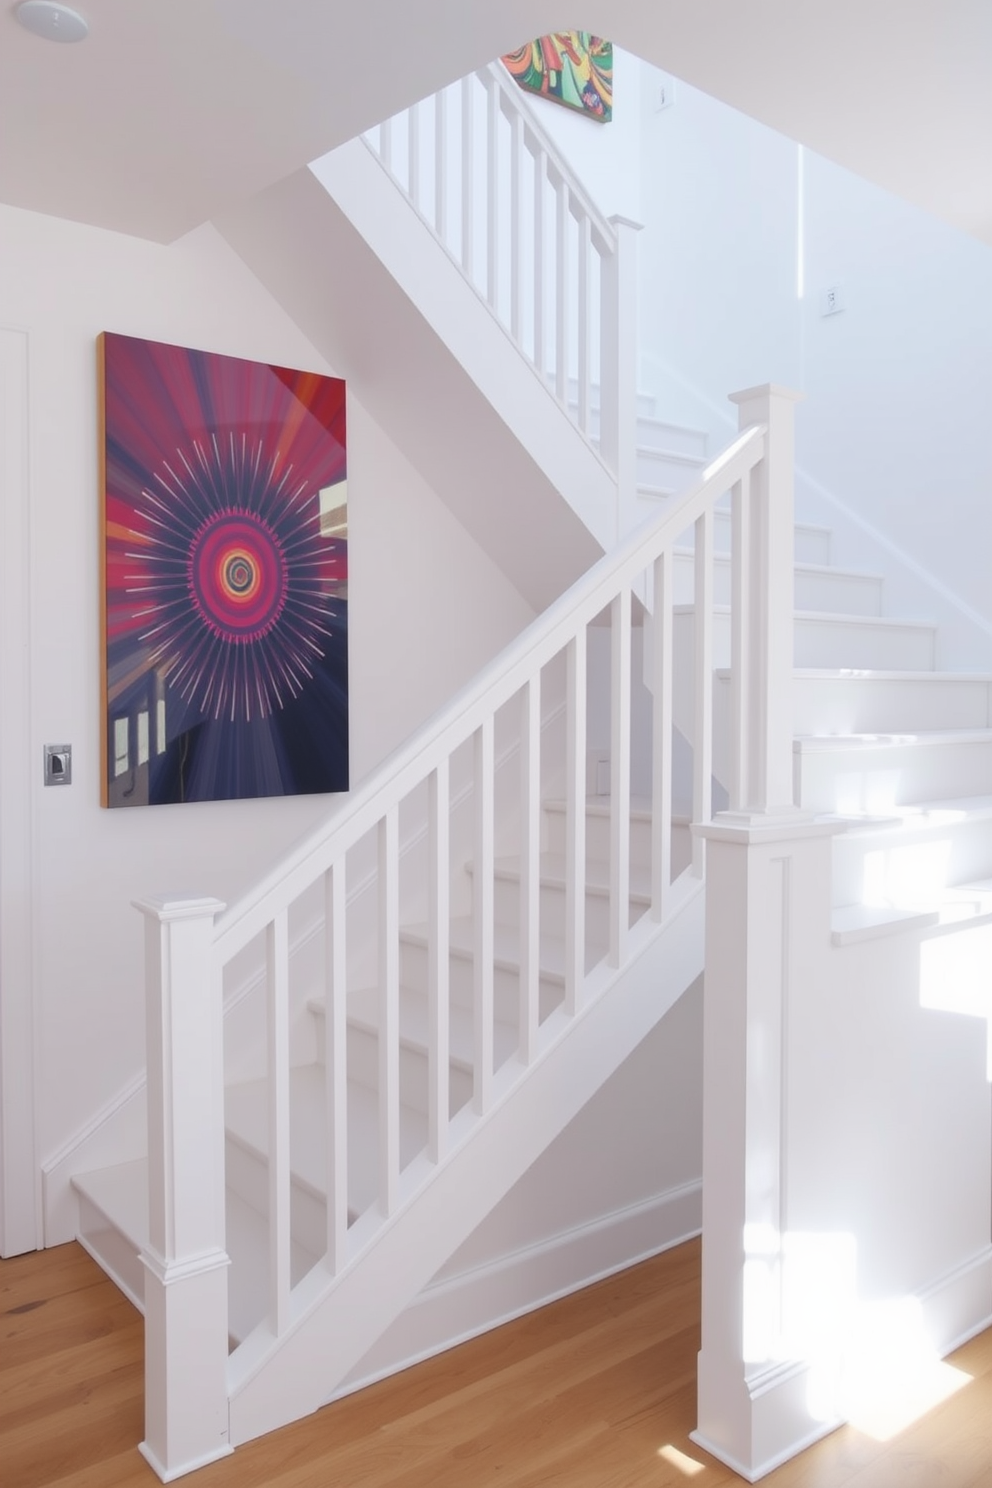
[44,743,72,786]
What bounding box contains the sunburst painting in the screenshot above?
[502,33,613,122]
[100,333,348,807]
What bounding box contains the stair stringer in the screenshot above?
[227,876,705,1447]
[215,150,608,614]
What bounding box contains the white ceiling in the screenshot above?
[2,0,990,247]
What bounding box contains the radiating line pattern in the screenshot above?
[102,333,349,806]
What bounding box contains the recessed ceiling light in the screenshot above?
[15,1,88,43]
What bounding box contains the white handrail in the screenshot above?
[213,425,763,962]
[139,387,800,1479]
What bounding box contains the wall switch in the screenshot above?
[44,744,72,786]
[821,285,845,317]
[655,74,675,111]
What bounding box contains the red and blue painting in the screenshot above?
[100,333,348,807]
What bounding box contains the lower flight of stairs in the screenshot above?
[69,408,992,1433]
[71,785,697,1356]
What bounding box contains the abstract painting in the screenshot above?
[100,333,348,807]
[502,34,613,123]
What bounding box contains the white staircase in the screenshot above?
[65,59,992,1487]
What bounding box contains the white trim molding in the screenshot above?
[333,1180,702,1401]
[0,325,37,1256]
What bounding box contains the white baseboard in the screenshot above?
[332,1179,701,1401]
[919,1242,992,1356]
[694,1244,992,1482]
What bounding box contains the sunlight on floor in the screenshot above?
[657,1443,707,1476]
[839,1297,972,1440]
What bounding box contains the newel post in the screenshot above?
[691,386,846,1478]
[600,214,642,542]
[728,384,804,814]
[134,895,232,1482]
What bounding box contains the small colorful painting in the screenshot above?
[502,33,613,123]
[100,333,348,808]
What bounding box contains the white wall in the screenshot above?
[509,44,644,223]
[340,977,703,1395]
[799,148,992,664]
[632,66,992,666]
[0,201,535,1215]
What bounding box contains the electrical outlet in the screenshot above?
[821,285,845,317]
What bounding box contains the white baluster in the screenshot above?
[610,588,632,968]
[267,909,291,1335]
[434,87,447,239]
[473,717,495,1111]
[324,861,348,1273]
[519,675,541,1063]
[555,179,570,404]
[428,761,450,1162]
[599,217,643,539]
[576,213,592,437]
[651,549,674,918]
[533,147,546,375]
[510,109,523,343]
[408,101,421,211]
[461,76,474,274]
[134,895,231,1480]
[380,117,393,173]
[565,630,587,1011]
[486,79,499,309]
[378,808,400,1215]
[692,509,714,875]
[730,472,752,811]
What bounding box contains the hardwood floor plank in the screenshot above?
[4,1238,992,1488]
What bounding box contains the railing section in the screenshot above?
[364,63,639,480]
[139,387,798,1481]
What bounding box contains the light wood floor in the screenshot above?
[4,1238,992,1487]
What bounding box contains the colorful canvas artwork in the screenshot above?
[100,333,348,807]
[502,33,613,122]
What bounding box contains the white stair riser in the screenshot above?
[562,383,659,424]
[542,808,655,868]
[398,936,562,1017]
[672,551,882,616]
[676,610,935,672]
[637,444,707,490]
[76,1191,145,1311]
[492,872,644,946]
[572,402,709,458]
[226,1135,327,1272]
[792,677,992,736]
[795,738,992,814]
[672,510,831,565]
[344,1023,473,1114]
[832,818,992,910]
[541,811,694,880]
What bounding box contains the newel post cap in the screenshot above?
[132,894,226,923]
[607,212,644,233]
[728,383,805,407]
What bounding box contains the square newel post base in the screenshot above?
[691,810,842,1481]
[139,1247,233,1481]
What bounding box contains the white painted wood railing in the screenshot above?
[135,385,799,1480]
[362,62,639,494]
